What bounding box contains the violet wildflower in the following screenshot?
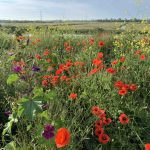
[42,124,55,140]
[8,52,15,56]
[42,103,49,110]
[13,66,22,73]
[32,66,40,72]
[4,111,12,117]
[20,75,26,80]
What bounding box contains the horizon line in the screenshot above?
[0,18,150,22]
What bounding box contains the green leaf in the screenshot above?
[33,87,43,97]
[7,55,16,62]
[2,113,18,139]
[17,105,24,117]
[18,97,29,103]
[27,124,32,131]
[38,110,49,120]
[32,96,44,102]
[2,120,14,136]
[45,90,57,101]
[7,74,19,85]
[52,54,58,64]
[4,141,16,150]
[19,99,42,121]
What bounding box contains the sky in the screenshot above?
[0,0,150,20]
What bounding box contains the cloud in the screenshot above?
[0,0,149,20]
[0,0,91,20]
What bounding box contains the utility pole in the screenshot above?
[40,10,43,22]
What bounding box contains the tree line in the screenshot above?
[0,18,150,23]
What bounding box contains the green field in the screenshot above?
[0,21,150,150]
[1,21,150,32]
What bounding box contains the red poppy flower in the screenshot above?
[135,50,141,55]
[119,113,129,124]
[95,120,103,128]
[88,68,99,76]
[35,54,42,60]
[47,66,53,72]
[97,109,106,119]
[140,54,146,61]
[19,60,26,67]
[66,77,71,83]
[42,80,48,87]
[65,46,72,52]
[120,56,125,62]
[64,42,69,47]
[43,50,49,56]
[91,106,100,115]
[55,69,63,75]
[92,59,103,66]
[118,88,127,96]
[114,81,124,89]
[74,61,85,67]
[106,68,116,74]
[32,42,36,45]
[55,128,70,148]
[97,52,104,59]
[60,76,67,81]
[89,38,94,45]
[122,84,130,90]
[95,128,104,137]
[111,60,118,65]
[98,134,110,144]
[145,144,150,150]
[59,64,65,69]
[36,39,41,42]
[46,59,51,63]
[53,76,59,80]
[66,61,73,67]
[51,76,59,85]
[98,41,105,47]
[129,84,137,91]
[63,65,69,71]
[69,93,77,100]
[103,118,112,125]
[43,76,49,79]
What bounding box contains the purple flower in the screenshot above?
[32,66,40,72]
[4,111,12,117]
[42,124,55,140]
[20,75,26,80]
[8,52,15,56]
[13,66,22,73]
[42,103,49,110]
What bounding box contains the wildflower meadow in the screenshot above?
[0,20,149,150]
[0,0,150,147]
